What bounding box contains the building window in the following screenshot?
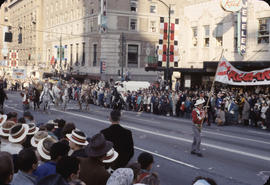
[82,43,85,66]
[150,5,156,13]
[258,18,270,44]
[93,44,97,66]
[150,21,156,32]
[130,18,137,31]
[192,27,198,47]
[216,23,223,46]
[204,25,210,47]
[70,44,73,66]
[75,43,79,66]
[234,18,238,51]
[130,0,137,12]
[170,5,176,15]
[128,44,139,67]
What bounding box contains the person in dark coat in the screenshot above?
[100,110,134,169]
[79,133,112,185]
[0,86,8,112]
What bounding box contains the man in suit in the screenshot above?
[100,110,134,169]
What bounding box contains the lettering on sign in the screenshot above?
[221,0,243,12]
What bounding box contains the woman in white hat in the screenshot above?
[191,98,206,157]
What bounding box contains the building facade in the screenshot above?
[0,1,10,77]
[43,0,186,81]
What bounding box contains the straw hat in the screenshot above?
[8,124,29,143]
[37,137,57,160]
[66,130,88,146]
[102,148,119,163]
[0,114,7,126]
[0,121,16,137]
[27,123,39,135]
[31,131,49,147]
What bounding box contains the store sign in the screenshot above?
[239,0,247,55]
[221,0,243,12]
[12,68,26,79]
[215,57,270,86]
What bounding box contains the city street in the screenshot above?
[4,91,270,185]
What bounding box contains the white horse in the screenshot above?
[62,87,69,111]
[40,86,54,112]
[52,84,62,108]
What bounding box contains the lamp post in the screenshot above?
[158,0,171,88]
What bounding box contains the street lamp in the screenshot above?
[158,0,171,88]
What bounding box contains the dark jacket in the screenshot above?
[79,157,110,185]
[71,148,88,158]
[37,174,68,185]
[100,124,134,169]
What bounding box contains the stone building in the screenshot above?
[42,0,185,81]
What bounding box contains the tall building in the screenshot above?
[3,0,44,78]
[43,0,184,81]
[0,0,10,77]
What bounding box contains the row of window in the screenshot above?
[47,43,140,68]
[191,24,223,47]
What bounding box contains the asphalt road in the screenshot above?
[3,91,270,185]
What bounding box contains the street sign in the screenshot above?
[221,0,243,12]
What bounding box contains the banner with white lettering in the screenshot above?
[215,57,270,86]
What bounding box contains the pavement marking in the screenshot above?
[51,108,270,162]
[134,146,199,170]
[203,130,270,145]
[5,105,23,113]
[248,130,270,137]
[126,116,162,124]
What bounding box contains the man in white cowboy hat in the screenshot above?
[66,129,89,158]
[191,98,206,157]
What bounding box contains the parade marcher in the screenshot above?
[100,110,134,169]
[191,99,206,157]
[20,89,30,112]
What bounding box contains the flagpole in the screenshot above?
[203,49,225,123]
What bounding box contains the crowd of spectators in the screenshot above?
[70,81,270,131]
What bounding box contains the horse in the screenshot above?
[40,87,54,112]
[78,90,91,111]
[52,84,62,108]
[62,87,70,111]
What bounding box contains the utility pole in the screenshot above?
[121,32,125,81]
[60,34,62,79]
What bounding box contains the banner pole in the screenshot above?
[203,49,225,123]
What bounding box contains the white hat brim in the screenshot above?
[66,134,88,146]
[0,115,7,126]
[37,138,51,160]
[31,136,38,147]
[8,124,29,143]
[27,127,39,135]
[0,127,9,137]
[103,150,119,163]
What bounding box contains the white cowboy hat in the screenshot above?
[0,115,7,126]
[66,130,88,146]
[31,131,49,147]
[195,99,205,106]
[37,137,57,160]
[102,148,119,163]
[8,124,29,143]
[27,123,39,135]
